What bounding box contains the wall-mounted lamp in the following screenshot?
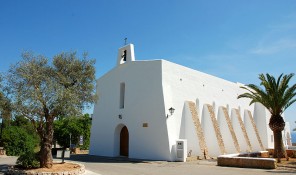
[167,107,175,118]
[119,114,122,119]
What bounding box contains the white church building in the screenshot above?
[89,44,292,161]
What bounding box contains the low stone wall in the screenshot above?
[286,150,296,158]
[72,148,89,154]
[238,151,269,158]
[267,148,296,157]
[218,152,276,169]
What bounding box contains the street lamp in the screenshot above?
[167,107,175,118]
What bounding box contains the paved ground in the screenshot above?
[1,155,295,175]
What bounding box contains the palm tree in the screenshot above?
[238,73,296,163]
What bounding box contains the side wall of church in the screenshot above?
[161,60,275,158]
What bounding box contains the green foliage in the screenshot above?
[2,126,39,156]
[0,73,13,147]
[12,116,38,137]
[238,73,296,116]
[238,73,296,161]
[7,51,97,119]
[7,51,96,167]
[16,151,40,169]
[54,114,91,149]
[0,73,3,103]
[0,73,4,105]
[0,73,12,119]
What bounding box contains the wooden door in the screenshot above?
[120,126,129,156]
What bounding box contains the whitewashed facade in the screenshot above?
[89,44,291,161]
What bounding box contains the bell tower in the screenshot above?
[117,44,135,65]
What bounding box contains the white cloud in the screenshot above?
[250,13,296,55]
[251,38,296,55]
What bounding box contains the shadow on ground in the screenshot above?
[65,154,158,164]
[266,170,296,174]
[0,164,10,175]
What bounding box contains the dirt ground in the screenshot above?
[278,157,296,167]
[19,162,81,173]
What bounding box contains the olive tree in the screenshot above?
[0,74,12,146]
[7,52,96,168]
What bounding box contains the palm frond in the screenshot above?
[281,84,296,112]
[238,73,296,116]
[284,98,296,112]
[276,74,284,88]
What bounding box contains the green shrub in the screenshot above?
[54,114,91,149]
[2,126,39,156]
[16,151,40,169]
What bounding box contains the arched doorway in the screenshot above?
[120,126,129,156]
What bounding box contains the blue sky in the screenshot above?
[0,0,295,130]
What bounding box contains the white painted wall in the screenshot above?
[244,110,262,151]
[253,103,273,148]
[218,107,239,154]
[89,60,171,160]
[202,104,223,156]
[181,102,203,157]
[231,108,251,152]
[161,60,255,157]
[284,121,291,147]
[90,44,291,161]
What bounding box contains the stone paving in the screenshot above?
[1,155,295,175]
[67,155,296,175]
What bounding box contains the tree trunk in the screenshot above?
[273,130,287,162]
[39,115,54,168]
[269,115,287,163]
